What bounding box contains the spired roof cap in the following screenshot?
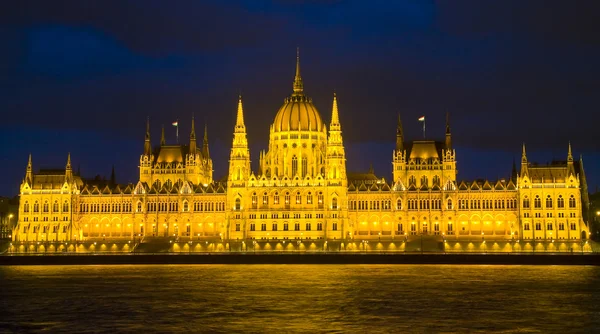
[272,49,324,133]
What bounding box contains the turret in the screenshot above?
[396,114,404,152]
[189,116,197,155]
[228,95,251,183]
[25,154,33,185]
[445,112,452,151]
[202,124,210,160]
[520,143,529,177]
[567,142,575,176]
[293,47,303,95]
[160,125,166,146]
[326,92,346,184]
[65,152,72,182]
[143,117,152,156]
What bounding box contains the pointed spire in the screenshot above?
[330,92,340,129]
[189,115,197,154]
[521,143,527,163]
[25,153,33,184]
[293,47,304,94]
[160,125,166,146]
[144,117,152,155]
[202,123,210,159]
[235,95,246,132]
[65,153,73,182]
[520,143,528,177]
[568,141,573,162]
[396,113,404,152]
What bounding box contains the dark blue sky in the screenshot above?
[1,0,599,195]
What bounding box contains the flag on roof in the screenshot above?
[418,116,425,122]
[172,121,178,126]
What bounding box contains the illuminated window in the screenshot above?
[523,196,530,209]
[24,202,30,213]
[332,197,338,210]
[397,199,402,210]
[274,192,279,205]
[307,192,313,204]
[546,195,553,208]
[557,195,564,208]
[397,223,403,232]
[447,198,453,210]
[235,198,241,211]
[292,155,298,176]
[569,195,576,208]
[263,192,268,205]
[296,192,301,204]
[302,156,307,177]
[183,201,189,212]
[534,196,541,209]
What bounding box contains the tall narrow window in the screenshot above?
[24,202,30,213]
[332,197,338,210]
[263,192,268,206]
[274,192,279,205]
[546,195,553,208]
[292,155,298,176]
[302,156,308,177]
[523,196,530,209]
[569,195,576,208]
[397,199,402,210]
[235,198,241,211]
[447,198,453,210]
[534,195,541,208]
[43,201,49,213]
[296,192,301,204]
[557,195,564,208]
[307,192,313,204]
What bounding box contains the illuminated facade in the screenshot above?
[12,52,592,252]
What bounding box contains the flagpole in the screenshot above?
[423,119,426,138]
[176,118,179,144]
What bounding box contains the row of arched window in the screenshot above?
[23,201,69,213]
[80,202,132,213]
[248,222,330,232]
[523,195,576,209]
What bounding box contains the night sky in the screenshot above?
[1,1,599,196]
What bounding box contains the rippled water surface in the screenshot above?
[1,265,600,333]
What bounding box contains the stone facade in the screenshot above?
[12,52,591,252]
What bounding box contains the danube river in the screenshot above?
[1,265,599,333]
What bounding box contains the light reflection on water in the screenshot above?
[1,265,600,333]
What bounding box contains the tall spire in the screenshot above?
[25,153,33,184]
[330,92,340,130]
[293,47,303,94]
[65,153,72,182]
[235,95,246,132]
[445,112,452,151]
[144,117,152,156]
[160,125,166,146]
[202,124,210,159]
[396,114,404,152]
[189,115,197,154]
[567,141,573,162]
[520,143,528,177]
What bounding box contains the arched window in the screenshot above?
[153,179,161,189]
[296,191,301,204]
[534,195,541,208]
[274,192,279,204]
[262,192,268,205]
[447,198,453,210]
[557,195,565,208]
[63,201,69,212]
[251,192,258,209]
[433,175,440,186]
[307,192,313,204]
[546,195,553,208]
[285,192,290,205]
[523,196,530,209]
[332,197,338,210]
[421,176,428,187]
[34,201,39,213]
[53,201,59,212]
[137,202,142,212]
[397,198,402,210]
[43,201,49,213]
[183,201,189,212]
[292,155,298,176]
[234,198,241,211]
[24,201,30,213]
[302,156,308,177]
[569,195,576,208]
[165,179,173,189]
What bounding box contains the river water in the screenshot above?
[1,265,599,333]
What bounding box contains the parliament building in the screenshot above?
[11,52,592,253]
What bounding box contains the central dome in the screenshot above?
[273,95,324,132]
[272,49,325,133]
